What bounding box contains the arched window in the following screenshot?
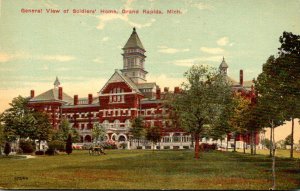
[125,119,131,128]
[103,120,109,129]
[114,120,120,128]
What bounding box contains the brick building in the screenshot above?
[28,28,258,149]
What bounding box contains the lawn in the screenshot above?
[0,150,299,190]
[237,148,300,159]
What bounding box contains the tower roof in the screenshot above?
[123,27,145,50]
[219,57,228,69]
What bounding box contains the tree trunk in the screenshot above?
[39,140,41,151]
[220,139,223,151]
[226,137,229,151]
[138,139,140,147]
[290,117,294,158]
[250,131,254,155]
[233,134,237,152]
[271,123,276,190]
[243,135,246,154]
[269,127,273,157]
[194,133,200,159]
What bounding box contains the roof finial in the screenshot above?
[133,27,136,32]
[222,56,225,61]
[54,76,61,88]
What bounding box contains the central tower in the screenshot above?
[121,28,148,84]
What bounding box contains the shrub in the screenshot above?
[65,134,72,155]
[35,150,45,155]
[100,140,117,149]
[19,140,36,154]
[45,148,55,155]
[200,143,217,152]
[120,142,127,149]
[48,140,65,151]
[4,142,11,156]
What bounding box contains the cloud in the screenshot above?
[101,37,109,42]
[0,52,75,63]
[191,2,213,10]
[217,37,229,46]
[96,0,156,30]
[158,46,189,54]
[200,47,224,54]
[93,57,103,63]
[36,55,75,62]
[172,56,222,67]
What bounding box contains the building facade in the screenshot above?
[28,28,258,149]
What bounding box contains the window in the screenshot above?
[128,58,134,68]
[103,120,109,129]
[125,119,131,128]
[114,120,120,128]
[109,88,124,103]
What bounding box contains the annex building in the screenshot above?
[28,28,258,149]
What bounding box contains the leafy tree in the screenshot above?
[169,65,232,159]
[261,138,271,149]
[4,142,11,156]
[276,32,300,158]
[0,96,36,140]
[146,126,162,151]
[284,134,292,146]
[129,117,145,147]
[65,134,72,155]
[229,93,251,152]
[53,118,80,142]
[31,111,52,151]
[92,123,106,143]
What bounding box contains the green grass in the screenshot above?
[237,148,300,158]
[0,150,299,189]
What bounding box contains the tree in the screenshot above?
[31,111,52,151]
[229,93,251,152]
[65,134,72,155]
[169,65,233,159]
[255,56,286,190]
[146,126,162,151]
[276,32,300,158]
[92,123,106,143]
[4,142,11,156]
[53,118,80,142]
[0,96,36,140]
[129,117,145,147]
[284,134,292,146]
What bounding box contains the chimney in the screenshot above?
[164,87,169,93]
[58,87,63,100]
[156,88,161,99]
[240,70,244,86]
[74,95,78,105]
[88,94,93,104]
[174,87,180,94]
[30,90,35,98]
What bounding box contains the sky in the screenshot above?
[0,0,300,137]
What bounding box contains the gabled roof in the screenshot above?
[29,88,73,103]
[98,70,141,94]
[123,27,145,50]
